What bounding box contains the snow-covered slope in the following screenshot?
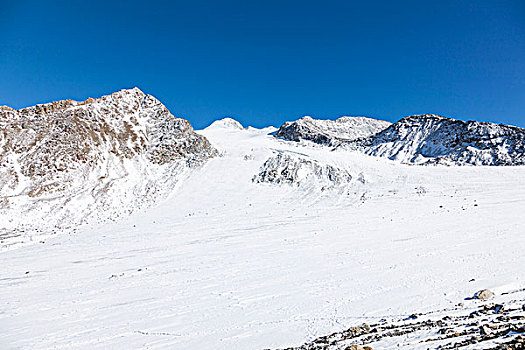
[0,88,216,247]
[1,124,524,349]
[275,116,392,146]
[357,114,525,165]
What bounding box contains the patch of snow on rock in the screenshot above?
[275,116,392,146]
[359,114,525,166]
[253,152,352,189]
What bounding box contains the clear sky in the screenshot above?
[1,1,524,129]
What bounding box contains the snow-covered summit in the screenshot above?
[275,115,391,146]
[0,88,217,246]
[206,117,244,130]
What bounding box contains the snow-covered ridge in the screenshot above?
[0,88,217,248]
[276,114,525,166]
[358,114,525,165]
[275,116,392,146]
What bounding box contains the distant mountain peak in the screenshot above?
[206,117,244,130]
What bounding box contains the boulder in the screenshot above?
[475,289,495,301]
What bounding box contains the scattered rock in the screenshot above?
[480,325,492,336]
[347,345,364,350]
[493,304,504,313]
[281,295,524,350]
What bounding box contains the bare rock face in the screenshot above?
[0,88,217,247]
[275,116,391,146]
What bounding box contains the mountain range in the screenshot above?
[1,88,524,350]
[275,114,525,166]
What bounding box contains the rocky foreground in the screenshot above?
[279,289,525,350]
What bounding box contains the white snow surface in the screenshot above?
[1,125,524,349]
[206,117,244,130]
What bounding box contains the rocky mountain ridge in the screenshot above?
[0,88,217,247]
[359,114,525,165]
[275,116,392,146]
[275,114,525,166]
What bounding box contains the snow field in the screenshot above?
[1,125,524,349]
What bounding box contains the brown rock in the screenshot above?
[347,345,364,350]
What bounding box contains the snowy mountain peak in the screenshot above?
[275,115,391,146]
[206,117,244,130]
[0,89,217,246]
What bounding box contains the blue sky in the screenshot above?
[1,1,524,129]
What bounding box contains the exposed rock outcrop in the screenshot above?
[275,116,391,146]
[359,114,525,166]
[253,152,352,189]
